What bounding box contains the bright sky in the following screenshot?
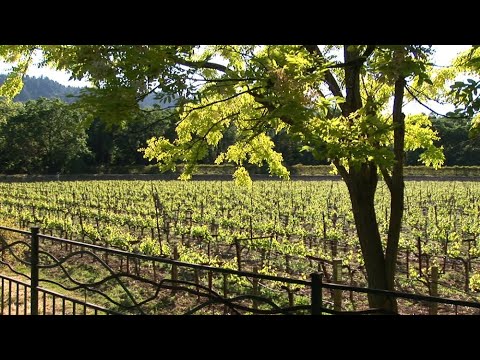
[0,45,473,115]
[403,45,471,115]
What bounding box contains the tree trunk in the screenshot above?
[344,163,395,311]
[384,76,407,313]
[314,45,408,313]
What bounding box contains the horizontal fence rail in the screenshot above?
[1,225,480,315]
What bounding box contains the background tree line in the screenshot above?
[0,75,478,174]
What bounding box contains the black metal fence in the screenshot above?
[0,274,116,315]
[1,225,480,315]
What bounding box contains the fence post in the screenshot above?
[171,244,179,294]
[30,227,40,316]
[194,269,200,302]
[311,272,323,315]
[333,259,342,312]
[429,266,438,315]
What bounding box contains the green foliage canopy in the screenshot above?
[0,45,445,184]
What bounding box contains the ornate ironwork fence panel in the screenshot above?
[1,225,480,315]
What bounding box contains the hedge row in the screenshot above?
[2,164,480,178]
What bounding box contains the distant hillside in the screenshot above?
[0,74,177,108]
[140,93,177,109]
[0,74,82,103]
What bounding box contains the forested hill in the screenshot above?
[0,74,82,103]
[0,74,175,108]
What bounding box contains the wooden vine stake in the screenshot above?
[252,266,259,312]
[333,259,342,312]
[417,236,422,276]
[223,273,229,315]
[429,266,438,315]
[234,238,242,271]
[406,248,410,279]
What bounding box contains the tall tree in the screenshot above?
[426,117,480,166]
[0,45,446,311]
[85,108,178,168]
[0,98,90,173]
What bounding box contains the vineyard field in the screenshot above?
[1,179,480,312]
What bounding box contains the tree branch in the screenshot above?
[183,111,241,151]
[379,166,393,192]
[326,45,376,69]
[303,45,344,100]
[173,86,266,132]
[135,82,163,103]
[182,86,263,117]
[192,77,264,83]
[362,45,376,59]
[333,159,350,182]
[405,85,467,119]
[129,111,179,135]
[176,59,230,73]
